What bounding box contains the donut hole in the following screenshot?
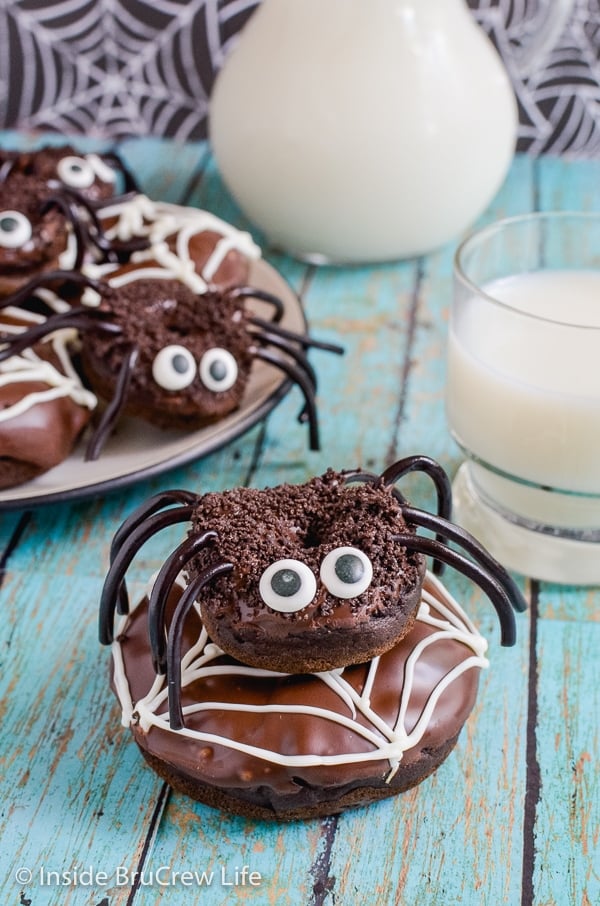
[298,521,324,550]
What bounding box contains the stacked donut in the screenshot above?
[0,144,337,490]
[99,457,525,820]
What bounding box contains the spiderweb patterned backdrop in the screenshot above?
[0,0,599,156]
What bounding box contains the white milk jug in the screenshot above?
[209,0,572,263]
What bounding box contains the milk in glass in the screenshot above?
[447,270,600,528]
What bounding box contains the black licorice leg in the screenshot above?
[84,346,138,462]
[250,328,318,423]
[166,562,234,731]
[252,347,320,449]
[227,286,286,323]
[0,309,121,362]
[148,531,218,674]
[401,505,528,613]
[102,151,140,193]
[392,532,517,646]
[250,328,318,391]
[110,490,199,564]
[80,198,150,260]
[98,505,195,645]
[381,455,453,576]
[248,316,345,355]
[0,270,103,311]
[381,456,452,519]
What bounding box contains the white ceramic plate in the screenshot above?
[0,259,305,510]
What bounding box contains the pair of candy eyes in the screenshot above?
[259,547,373,613]
[0,156,114,248]
[152,345,238,393]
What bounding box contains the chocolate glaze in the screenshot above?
[0,307,96,488]
[111,573,488,819]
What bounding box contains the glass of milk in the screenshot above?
[446,212,600,584]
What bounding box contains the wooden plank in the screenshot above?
[140,799,326,906]
[253,257,424,490]
[0,571,167,906]
[531,614,600,906]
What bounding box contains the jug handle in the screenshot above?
[511,0,573,79]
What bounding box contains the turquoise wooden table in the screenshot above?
[0,131,598,906]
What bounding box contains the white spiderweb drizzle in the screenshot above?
[0,307,97,419]
[113,573,490,777]
[469,0,600,155]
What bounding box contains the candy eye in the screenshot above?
[56,155,96,189]
[199,347,238,392]
[320,547,373,599]
[152,345,197,390]
[259,559,317,613]
[0,210,32,248]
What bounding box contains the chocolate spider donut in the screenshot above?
[109,571,490,821]
[180,470,428,672]
[0,307,96,488]
[100,456,524,674]
[0,271,341,460]
[80,279,255,431]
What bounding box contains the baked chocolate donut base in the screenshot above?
[138,734,459,822]
[110,573,486,822]
[200,601,422,674]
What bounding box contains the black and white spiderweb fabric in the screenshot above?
[0,0,257,141]
[468,0,600,155]
[0,0,599,156]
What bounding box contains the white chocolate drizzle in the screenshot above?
[57,228,78,271]
[0,309,97,421]
[112,572,489,778]
[85,195,261,294]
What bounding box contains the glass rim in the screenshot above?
[454,210,600,331]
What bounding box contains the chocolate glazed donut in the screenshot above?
[111,573,490,821]
[0,306,96,489]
